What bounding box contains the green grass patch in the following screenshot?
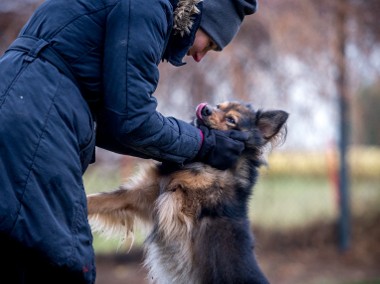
[250,174,335,230]
[250,172,380,230]
[84,165,121,194]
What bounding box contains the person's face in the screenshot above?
[187,29,218,62]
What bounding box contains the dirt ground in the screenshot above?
[94,214,380,284]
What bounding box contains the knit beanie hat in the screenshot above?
[200,0,258,50]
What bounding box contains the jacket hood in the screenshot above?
[173,0,202,36]
[163,0,203,66]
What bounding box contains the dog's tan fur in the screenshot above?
[87,101,288,284]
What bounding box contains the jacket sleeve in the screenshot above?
[95,0,202,163]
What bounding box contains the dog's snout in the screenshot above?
[201,105,212,117]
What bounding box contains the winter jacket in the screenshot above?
[0,0,202,282]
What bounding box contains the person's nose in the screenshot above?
[194,50,209,62]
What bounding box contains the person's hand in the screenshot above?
[195,125,249,170]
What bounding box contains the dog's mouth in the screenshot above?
[194,102,208,126]
[196,102,208,121]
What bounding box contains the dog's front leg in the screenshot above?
[87,164,161,237]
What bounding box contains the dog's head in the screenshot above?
[193,101,289,150]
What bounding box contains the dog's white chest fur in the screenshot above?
[145,241,198,284]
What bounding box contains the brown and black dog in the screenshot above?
[87,101,288,284]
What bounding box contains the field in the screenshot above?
[84,149,380,284]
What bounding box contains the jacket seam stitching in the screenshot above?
[0,60,28,110]
[47,2,119,42]
[10,74,64,232]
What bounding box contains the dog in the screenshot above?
[87,101,289,284]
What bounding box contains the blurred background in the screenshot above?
[1,0,379,283]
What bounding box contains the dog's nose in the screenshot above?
[201,105,212,117]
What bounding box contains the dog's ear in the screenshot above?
[256,110,289,144]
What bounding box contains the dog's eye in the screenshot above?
[226,116,236,125]
[216,104,220,109]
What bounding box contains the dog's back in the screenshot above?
[87,101,288,284]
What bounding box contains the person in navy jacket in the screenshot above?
[0,0,257,282]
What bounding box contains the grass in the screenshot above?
[250,171,380,230]
[83,161,380,253]
[249,174,335,230]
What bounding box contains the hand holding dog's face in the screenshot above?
[194,101,288,150]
